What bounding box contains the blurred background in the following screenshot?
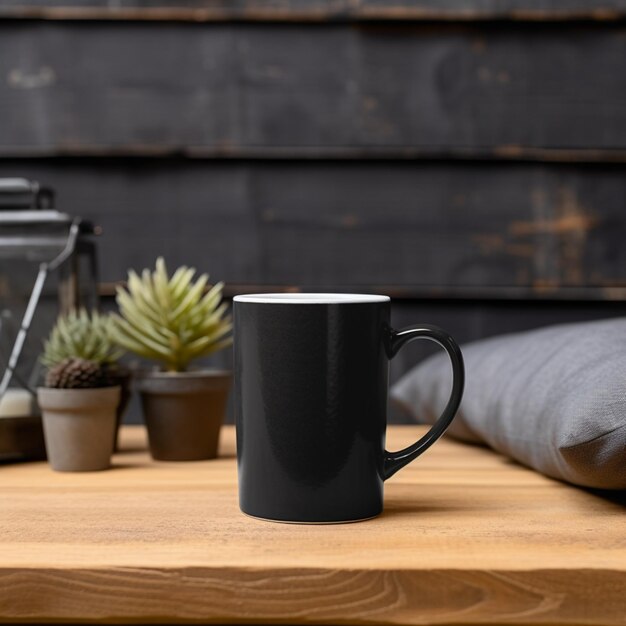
[1,0,625,422]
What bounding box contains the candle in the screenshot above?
[0,388,34,418]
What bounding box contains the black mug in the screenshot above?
[234,293,464,524]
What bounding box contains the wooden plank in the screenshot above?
[6,146,626,164]
[6,146,626,163]
[219,285,626,301]
[99,282,626,302]
[2,567,626,624]
[1,23,625,157]
[0,425,624,625]
[2,160,625,291]
[1,0,626,22]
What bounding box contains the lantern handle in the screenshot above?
[0,219,81,398]
[48,218,81,270]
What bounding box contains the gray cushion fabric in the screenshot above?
[391,318,626,490]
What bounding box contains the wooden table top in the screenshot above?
[1,425,625,625]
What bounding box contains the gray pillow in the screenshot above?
[391,318,626,490]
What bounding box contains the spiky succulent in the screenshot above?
[110,258,232,372]
[41,308,122,368]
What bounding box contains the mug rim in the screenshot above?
[233,293,390,304]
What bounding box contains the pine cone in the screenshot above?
[45,358,107,389]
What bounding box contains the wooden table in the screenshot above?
[1,425,625,625]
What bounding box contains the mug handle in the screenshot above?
[383,324,465,480]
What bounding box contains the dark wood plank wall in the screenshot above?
[1,160,625,294]
[2,21,626,158]
[1,0,626,21]
[2,2,626,418]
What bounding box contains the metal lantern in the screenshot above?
[0,178,100,460]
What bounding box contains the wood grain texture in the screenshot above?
[2,160,625,291]
[0,426,625,625]
[1,22,626,158]
[1,0,626,22]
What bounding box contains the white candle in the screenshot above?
[0,389,34,418]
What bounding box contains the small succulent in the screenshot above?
[41,309,122,368]
[41,309,124,389]
[110,258,232,372]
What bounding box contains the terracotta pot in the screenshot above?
[136,370,231,461]
[37,386,121,472]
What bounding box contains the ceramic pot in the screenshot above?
[37,386,121,472]
[136,370,231,461]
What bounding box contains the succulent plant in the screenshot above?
[110,258,232,372]
[41,308,122,368]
